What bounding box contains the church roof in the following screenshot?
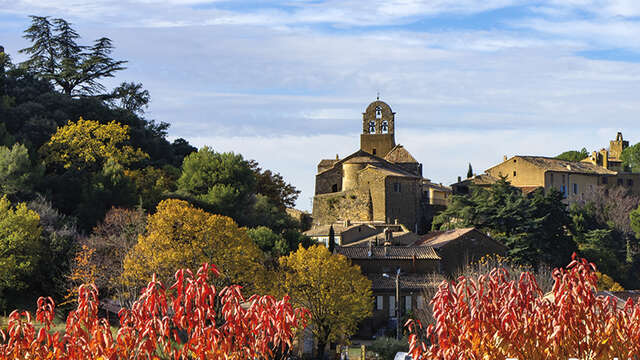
[384,145,418,163]
[316,149,419,178]
[361,164,420,178]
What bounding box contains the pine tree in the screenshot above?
[328,225,335,253]
[467,163,473,179]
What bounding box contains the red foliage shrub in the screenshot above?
[406,255,640,359]
[0,263,308,359]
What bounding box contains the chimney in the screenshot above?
[457,176,462,183]
[336,153,339,160]
[503,155,508,162]
[345,219,351,227]
[384,241,390,256]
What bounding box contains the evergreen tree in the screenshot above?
[20,16,127,96]
[467,163,473,179]
[328,225,335,253]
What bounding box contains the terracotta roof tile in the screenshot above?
[416,228,477,248]
[384,145,418,163]
[335,245,440,260]
[517,156,617,175]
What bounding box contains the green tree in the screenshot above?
[433,178,576,268]
[0,143,42,197]
[277,245,372,359]
[177,147,256,220]
[555,148,589,162]
[246,226,289,257]
[467,163,473,179]
[0,196,42,309]
[106,81,150,114]
[622,143,640,173]
[249,160,300,209]
[19,16,127,96]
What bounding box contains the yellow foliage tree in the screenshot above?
[40,117,148,171]
[63,244,97,306]
[596,271,625,291]
[277,245,372,358]
[121,199,266,296]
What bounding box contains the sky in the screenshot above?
[2,0,640,210]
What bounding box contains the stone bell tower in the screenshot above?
[360,98,396,157]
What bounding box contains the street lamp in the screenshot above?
[383,268,402,340]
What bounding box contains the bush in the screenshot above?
[369,336,408,360]
[0,263,309,359]
[406,254,640,360]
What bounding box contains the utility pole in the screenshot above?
[395,268,401,340]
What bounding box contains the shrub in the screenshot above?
[406,254,640,359]
[369,336,408,360]
[0,263,309,359]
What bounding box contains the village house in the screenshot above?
[452,133,640,200]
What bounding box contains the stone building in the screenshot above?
[453,132,640,200]
[311,99,444,233]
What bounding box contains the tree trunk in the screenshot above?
[317,339,327,360]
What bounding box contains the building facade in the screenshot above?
[311,100,448,233]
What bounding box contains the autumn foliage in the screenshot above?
[0,263,308,359]
[406,254,640,359]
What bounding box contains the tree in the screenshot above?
[40,117,148,172]
[555,147,589,162]
[177,147,256,220]
[246,226,289,258]
[124,165,179,211]
[466,163,473,179]
[27,196,78,301]
[76,207,146,305]
[107,81,150,114]
[0,263,309,359]
[0,196,42,309]
[433,178,576,268]
[19,16,127,96]
[277,245,372,359]
[328,225,335,253]
[0,143,42,197]
[122,199,266,297]
[249,160,301,209]
[622,142,640,172]
[406,256,640,360]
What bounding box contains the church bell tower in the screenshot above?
[360,99,396,157]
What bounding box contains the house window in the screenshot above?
[417,295,424,309]
[628,179,634,187]
[561,185,567,197]
[376,295,383,311]
[573,183,578,195]
[331,184,338,192]
[389,296,395,317]
[394,182,402,192]
[405,296,412,313]
[513,171,516,177]
[372,148,377,155]
[602,177,608,185]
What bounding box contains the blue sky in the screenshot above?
[2,0,640,210]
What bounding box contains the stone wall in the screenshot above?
[311,190,371,226]
[315,166,342,195]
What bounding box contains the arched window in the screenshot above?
[368,120,376,133]
[381,120,389,133]
[375,105,382,119]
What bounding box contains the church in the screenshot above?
[310,99,448,235]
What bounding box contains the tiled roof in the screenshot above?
[423,180,452,192]
[384,145,418,163]
[415,228,477,248]
[516,156,617,175]
[368,273,443,291]
[335,245,440,260]
[452,173,499,186]
[317,149,420,178]
[599,290,640,304]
